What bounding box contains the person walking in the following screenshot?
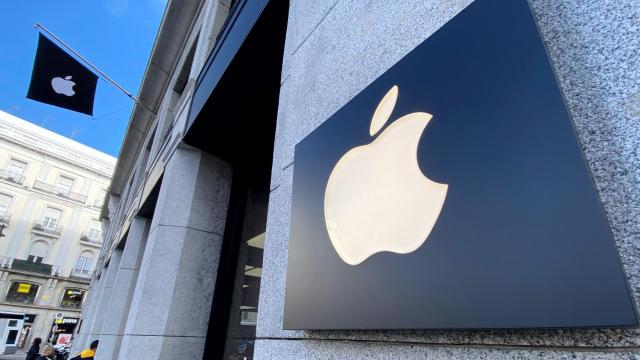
[35,345,54,360]
[70,340,98,360]
[25,337,42,360]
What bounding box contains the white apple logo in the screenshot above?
[324,85,448,266]
[51,75,76,96]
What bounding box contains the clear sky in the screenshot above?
[0,0,167,157]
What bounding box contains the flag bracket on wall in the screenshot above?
[27,23,155,116]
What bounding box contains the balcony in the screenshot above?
[80,231,103,246]
[32,220,62,236]
[10,259,53,275]
[0,169,25,185]
[0,256,12,268]
[69,269,93,281]
[0,211,10,225]
[1,257,79,279]
[32,180,88,203]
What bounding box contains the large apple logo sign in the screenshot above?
[324,85,448,266]
[51,75,76,96]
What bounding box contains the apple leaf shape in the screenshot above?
[370,85,398,136]
[65,76,72,80]
[325,96,448,265]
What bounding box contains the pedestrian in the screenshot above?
[35,345,54,360]
[25,337,42,360]
[69,339,98,360]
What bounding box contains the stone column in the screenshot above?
[87,250,123,344]
[73,275,103,354]
[95,217,150,360]
[118,146,232,360]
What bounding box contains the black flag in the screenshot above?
[27,33,98,116]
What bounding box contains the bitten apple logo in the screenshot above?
[51,75,76,96]
[324,86,448,265]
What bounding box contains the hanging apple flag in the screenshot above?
[27,33,98,116]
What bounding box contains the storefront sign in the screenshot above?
[17,283,31,293]
[60,317,78,325]
[283,0,637,329]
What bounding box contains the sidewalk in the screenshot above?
[0,350,25,360]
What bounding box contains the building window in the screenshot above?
[54,175,75,197]
[0,193,12,224]
[74,254,94,272]
[0,193,12,212]
[94,189,107,208]
[42,207,62,230]
[5,281,39,304]
[89,219,102,235]
[27,241,49,263]
[1,158,27,184]
[60,288,85,309]
[71,252,94,280]
[6,158,27,178]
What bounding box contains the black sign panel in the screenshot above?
[283,0,637,329]
[27,33,98,116]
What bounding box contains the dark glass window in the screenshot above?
[60,288,85,309]
[6,330,18,344]
[5,282,39,304]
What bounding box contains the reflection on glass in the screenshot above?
[223,185,268,359]
[60,288,85,309]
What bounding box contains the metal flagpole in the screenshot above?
[33,23,156,116]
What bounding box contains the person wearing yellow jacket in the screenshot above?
[70,340,98,360]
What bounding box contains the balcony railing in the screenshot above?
[69,269,93,281]
[10,259,53,275]
[32,220,62,236]
[0,211,10,225]
[32,180,88,203]
[0,169,25,185]
[1,257,85,279]
[80,231,103,245]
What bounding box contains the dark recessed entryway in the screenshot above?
[183,0,289,359]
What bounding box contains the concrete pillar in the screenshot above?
[118,146,232,360]
[73,275,103,354]
[87,250,123,344]
[95,217,150,360]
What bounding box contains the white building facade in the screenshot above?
[0,110,115,351]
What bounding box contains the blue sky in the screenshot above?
[0,0,167,157]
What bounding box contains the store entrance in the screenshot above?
[17,314,35,348]
[49,317,78,346]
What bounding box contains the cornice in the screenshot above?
[0,120,114,178]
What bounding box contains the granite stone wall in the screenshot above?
[256,0,640,358]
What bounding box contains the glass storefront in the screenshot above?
[222,177,269,360]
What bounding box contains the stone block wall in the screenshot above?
[256,0,640,358]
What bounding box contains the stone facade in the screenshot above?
[258,0,640,358]
[81,0,640,359]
